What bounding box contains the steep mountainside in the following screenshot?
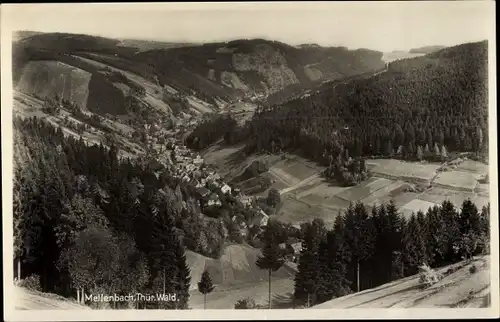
[243,41,488,167]
[136,39,385,100]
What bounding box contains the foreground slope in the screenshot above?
[314,256,491,309]
[14,286,90,310]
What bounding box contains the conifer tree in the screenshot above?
[256,230,284,309]
[344,202,375,292]
[197,270,215,309]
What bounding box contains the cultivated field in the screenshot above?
[367,159,441,182]
[434,170,481,191]
[400,199,439,218]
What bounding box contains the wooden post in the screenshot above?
[357,260,360,292]
[268,269,272,309]
[17,257,21,281]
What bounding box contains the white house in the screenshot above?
[258,210,269,226]
[221,183,232,195]
[206,193,222,207]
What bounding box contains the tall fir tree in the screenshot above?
[256,229,284,309]
[197,270,215,309]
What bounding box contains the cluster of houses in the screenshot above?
[166,139,260,212]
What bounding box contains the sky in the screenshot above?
[1,1,495,52]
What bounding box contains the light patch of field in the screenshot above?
[186,244,294,290]
[276,156,324,181]
[72,55,173,115]
[16,61,92,109]
[269,167,300,187]
[434,170,479,191]
[111,82,130,95]
[454,160,489,175]
[186,96,214,114]
[189,278,294,309]
[220,71,250,91]
[360,181,410,207]
[401,199,438,217]
[294,180,348,199]
[303,66,323,81]
[335,177,395,202]
[277,195,344,227]
[314,256,490,309]
[367,159,441,182]
[14,286,90,310]
[418,187,490,210]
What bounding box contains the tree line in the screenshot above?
[12,116,268,308]
[287,199,489,307]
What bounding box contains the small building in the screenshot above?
[205,193,222,207]
[257,210,269,226]
[239,195,253,206]
[221,183,232,195]
[196,187,211,198]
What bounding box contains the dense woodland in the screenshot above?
[244,41,489,166]
[12,117,272,308]
[256,198,490,308]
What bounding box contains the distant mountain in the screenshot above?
[12,32,387,118]
[409,45,446,54]
[12,30,44,42]
[382,51,424,64]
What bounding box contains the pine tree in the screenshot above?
[344,202,375,292]
[174,242,191,309]
[197,270,215,309]
[440,201,461,264]
[425,205,448,267]
[293,219,326,306]
[256,231,284,309]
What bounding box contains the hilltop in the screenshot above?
[409,45,446,54]
[12,31,385,117]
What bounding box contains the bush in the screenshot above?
[19,274,42,291]
[418,264,443,288]
[469,264,478,274]
[234,297,256,309]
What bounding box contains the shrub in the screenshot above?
[19,274,42,291]
[234,297,256,309]
[418,263,443,288]
[469,264,478,274]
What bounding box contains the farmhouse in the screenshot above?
[196,187,211,198]
[257,209,269,226]
[238,195,253,206]
[221,183,232,195]
[205,193,222,207]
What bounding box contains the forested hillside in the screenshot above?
[243,41,488,166]
[136,39,385,100]
[14,32,386,114]
[12,116,273,308]
[291,198,490,307]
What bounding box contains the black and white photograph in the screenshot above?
[1,1,498,320]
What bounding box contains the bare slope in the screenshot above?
[17,61,92,109]
[314,256,491,309]
[186,244,295,290]
[14,286,90,310]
